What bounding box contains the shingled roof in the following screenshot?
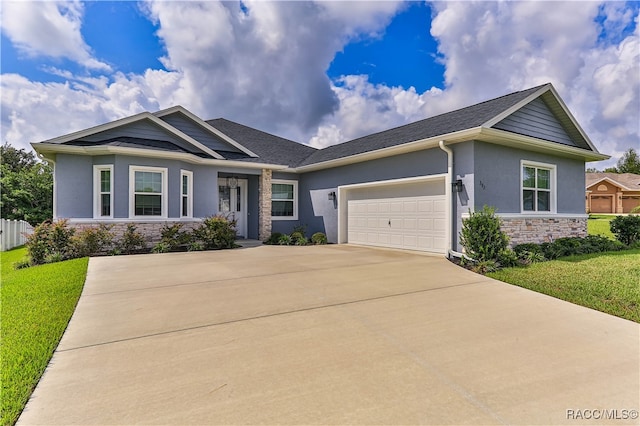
[295,84,547,167]
[207,118,317,167]
[586,172,640,191]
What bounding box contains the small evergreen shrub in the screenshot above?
[497,249,518,268]
[610,215,640,246]
[459,206,509,262]
[513,243,544,257]
[264,232,283,245]
[159,222,191,250]
[193,215,237,250]
[70,224,115,257]
[25,219,75,265]
[278,234,292,245]
[292,224,307,237]
[294,236,308,246]
[187,241,205,251]
[152,242,171,254]
[311,232,328,245]
[290,232,304,244]
[118,224,147,254]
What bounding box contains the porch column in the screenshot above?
[258,169,272,240]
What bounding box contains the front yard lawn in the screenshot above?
[1,247,88,426]
[587,214,615,239]
[488,249,640,323]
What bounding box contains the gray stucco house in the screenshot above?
[32,83,608,255]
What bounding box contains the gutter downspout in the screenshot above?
[438,141,465,259]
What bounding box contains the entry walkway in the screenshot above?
[18,245,639,425]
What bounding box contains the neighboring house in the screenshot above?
[32,83,609,255]
[586,173,640,213]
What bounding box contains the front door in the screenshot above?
[218,178,248,238]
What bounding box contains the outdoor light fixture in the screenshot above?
[328,191,336,201]
[452,179,464,193]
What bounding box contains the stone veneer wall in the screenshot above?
[258,169,272,241]
[500,217,587,247]
[71,221,201,245]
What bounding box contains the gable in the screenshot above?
[75,120,210,156]
[158,112,244,154]
[493,97,588,149]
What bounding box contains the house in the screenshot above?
[32,83,609,255]
[586,173,640,213]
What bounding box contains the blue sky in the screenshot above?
[1,1,638,169]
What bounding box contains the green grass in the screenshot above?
[488,249,640,323]
[1,248,88,426]
[587,214,615,239]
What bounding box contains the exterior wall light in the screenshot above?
[452,179,464,193]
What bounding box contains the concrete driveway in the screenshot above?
[18,245,639,425]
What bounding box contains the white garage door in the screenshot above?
[347,195,446,253]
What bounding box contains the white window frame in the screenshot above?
[180,170,193,218]
[129,166,168,218]
[93,165,113,219]
[520,160,557,214]
[271,179,298,220]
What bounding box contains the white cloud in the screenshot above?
[0,1,110,71]
[0,0,637,171]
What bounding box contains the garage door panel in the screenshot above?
[347,193,446,253]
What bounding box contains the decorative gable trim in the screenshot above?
[40,112,225,160]
[154,106,258,158]
[586,177,630,191]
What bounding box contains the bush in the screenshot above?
[582,234,625,253]
[264,232,283,245]
[159,223,191,250]
[292,224,307,237]
[513,243,544,257]
[187,241,205,251]
[25,220,76,265]
[311,232,328,245]
[294,236,308,246]
[152,242,171,254]
[278,234,292,245]
[460,206,509,262]
[70,224,115,257]
[290,232,304,244]
[610,215,640,246]
[117,224,147,254]
[193,216,236,250]
[497,249,518,268]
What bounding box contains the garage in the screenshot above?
[339,175,447,254]
[590,195,613,213]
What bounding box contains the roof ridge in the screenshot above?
[207,117,316,150]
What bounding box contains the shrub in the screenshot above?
[264,232,283,245]
[459,206,509,262]
[290,232,304,244]
[541,237,583,259]
[278,234,292,245]
[159,223,191,250]
[70,224,115,257]
[152,242,171,254]
[187,241,205,251]
[513,243,544,257]
[518,250,547,265]
[118,224,147,254]
[193,215,236,250]
[294,236,308,246]
[311,232,328,245]
[292,224,307,237]
[610,215,640,246]
[497,249,518,268]
[472,260,499,274]
[582,235,625,253]
[25,219,75,265]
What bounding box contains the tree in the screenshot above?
[616,148,640,174]
[0,143,53,225]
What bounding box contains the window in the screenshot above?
[129,166,168,218]
[93,165,113,218]
[521,161,555,213]
[271,179,298,220]
[181,170,193,218]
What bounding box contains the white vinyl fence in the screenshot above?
[0,219,34,251]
